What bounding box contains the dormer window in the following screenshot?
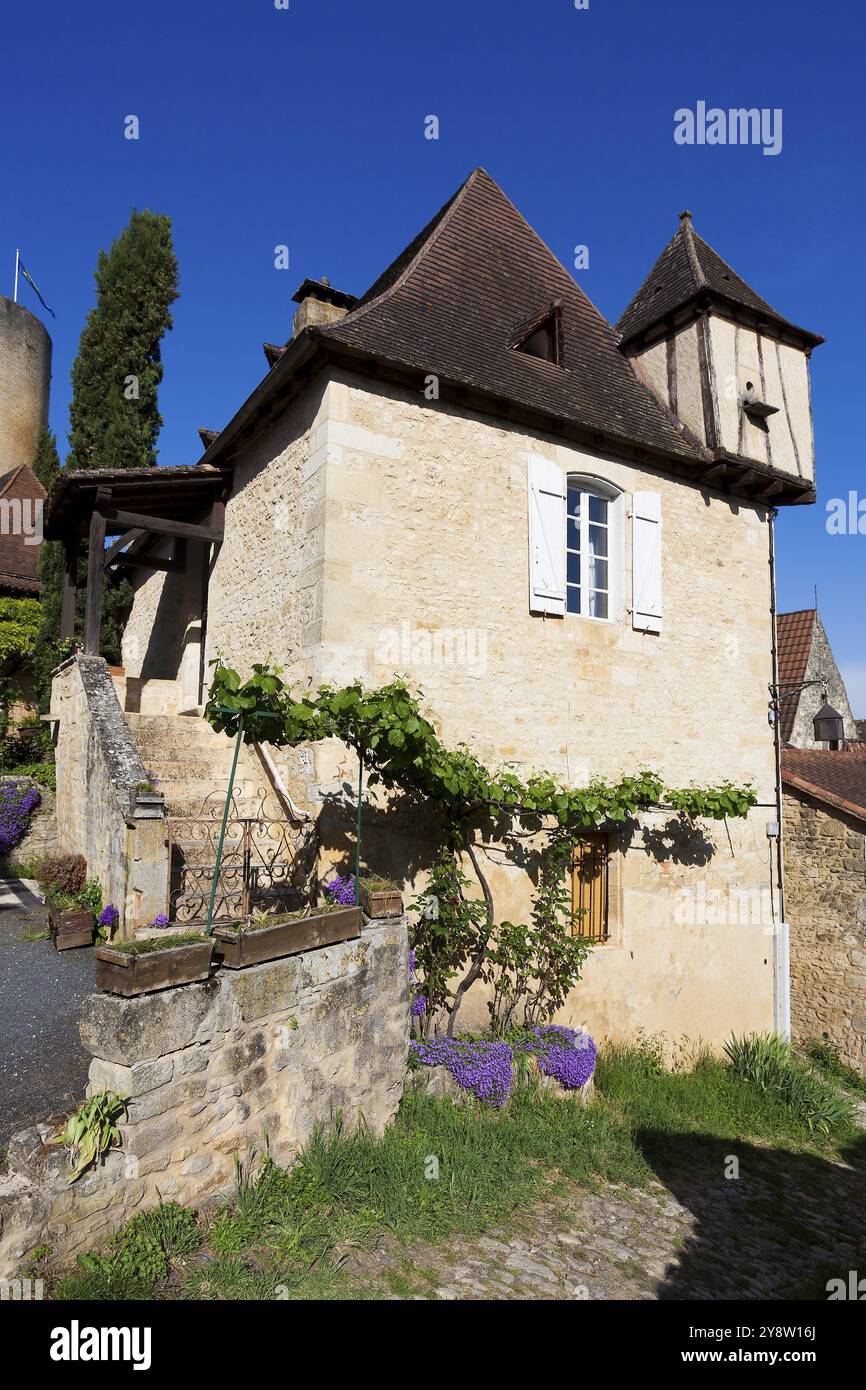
[511,301,564,365]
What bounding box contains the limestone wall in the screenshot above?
[784,789,866,1073]
[0,917,408,1278]
[0,296,51,474]
[50,655,168,929]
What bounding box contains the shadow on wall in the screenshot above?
[316,791,722,905]
[136,568,185,681]
[637,1127,866,1299]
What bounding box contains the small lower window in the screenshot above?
[571,835,609,942]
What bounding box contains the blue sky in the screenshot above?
[4,0,864,710]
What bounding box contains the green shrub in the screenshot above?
[55,1202,201,1300]
[725,1033,857,1134]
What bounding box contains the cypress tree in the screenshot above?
[64,209,179,664]
[68,209,179,471]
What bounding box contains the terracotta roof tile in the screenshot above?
[782,745,866,823]
[0,465,47,596]
[321,168,703,465]
[776,609,816,744]
[617,214,823,348]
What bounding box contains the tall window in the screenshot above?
[566,481,609,619]
[571,835,609,943]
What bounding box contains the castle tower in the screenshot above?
[0,294,52,470]
[617,213,823,491]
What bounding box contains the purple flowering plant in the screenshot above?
[149,914,170,929]
[516,1024,597,1090]
[0,779,40,857]
[410,1038,513,1107]
[324,873,356,906]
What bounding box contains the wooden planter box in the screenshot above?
[95,939,215,996]
[213,905,362,969]
[359,884,403,918]
[48,905,94,951]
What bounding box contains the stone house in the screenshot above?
[46,168,826,1048]
[777,607,866,1073]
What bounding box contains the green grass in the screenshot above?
[47,1041,862,1302]
[108,931,208,956]
[805,1038,866,1099]
[17,929,49,942]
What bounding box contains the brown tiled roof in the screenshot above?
[782,745,866,824]
[617,213,824,349]
[320,168,703,464]
[776,609,816,744]
[0,465,47,596]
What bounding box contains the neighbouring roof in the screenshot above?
[44,464,229,540]
[318,168,702,465]
[617,211,824,350]
[776,608,816,744]
[782,745,866,824]
[0,464,47,595]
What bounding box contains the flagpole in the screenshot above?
[13,249,19,303]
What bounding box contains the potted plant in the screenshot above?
[37,854,99,950]
[212,900,362,970]
[95,927,215,996]
[359,873,403,919]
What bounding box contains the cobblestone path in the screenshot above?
[348,1141,866,1300]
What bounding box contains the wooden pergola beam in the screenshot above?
[98,506,224,544]
[84,509,106,655]
[103,528,144,569]
[111,553,185,575]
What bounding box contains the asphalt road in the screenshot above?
[0,880,94,1152]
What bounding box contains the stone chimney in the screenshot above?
[291,277,358,338]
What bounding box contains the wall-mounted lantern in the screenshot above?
[813,702,845,745]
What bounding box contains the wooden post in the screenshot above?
[84,510,106,654]
[60,538,79,641]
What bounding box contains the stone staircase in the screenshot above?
[124,711,267,817]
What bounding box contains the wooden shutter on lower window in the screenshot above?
[632,490,662,633]
[572,835,609,942]
[527,454,566,616]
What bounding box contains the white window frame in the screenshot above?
[565,474,625,624]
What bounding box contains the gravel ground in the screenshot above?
[0,880,93,1151]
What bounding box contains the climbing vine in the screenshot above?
[206,661,758,1033]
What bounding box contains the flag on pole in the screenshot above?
[18,256,55,317]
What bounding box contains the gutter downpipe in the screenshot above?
[768,509,791,1038]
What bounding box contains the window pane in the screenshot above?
[587,554,607,591]
[566,584,581,614]
[567,551,582,585]
[567,486,581,518]
[567,517,580,551]
[589,588,608,620]
[588,494,608,524]
[588,522,607,558]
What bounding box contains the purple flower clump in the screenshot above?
[411,993,427,1018]
[518,1024,597,1090]
[149,913,170,929]
[98,903,119,930]
[411,1038,513,1107]
[324,874,356,906]
[0,780,41,856]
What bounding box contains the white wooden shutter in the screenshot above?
[632,490,662,632]
[527,455,566,616]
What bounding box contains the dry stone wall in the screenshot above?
[0,916,409,1277]
[784,789,866,1073]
